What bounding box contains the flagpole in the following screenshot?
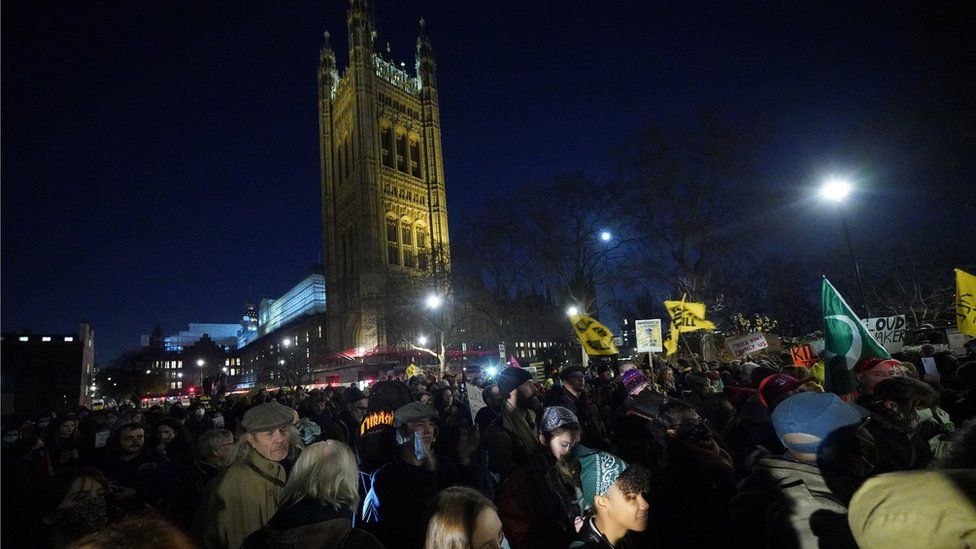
[840,210,870,317]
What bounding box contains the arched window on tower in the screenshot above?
[396,133,407,173]
[386,218,399,265]
[401,223,415,268]
[410,140,421,177]
[381,127,394,168]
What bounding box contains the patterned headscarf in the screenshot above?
[576,445,627,510]
[541,406,579,435]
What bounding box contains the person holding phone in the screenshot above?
[366,401,468,548]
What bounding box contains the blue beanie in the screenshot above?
[771,392,861,455]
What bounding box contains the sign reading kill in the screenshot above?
[859,314,907,354]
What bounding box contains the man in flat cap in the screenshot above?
[365,401,471,548]
[484,366,544,483]
[197,400,299,549]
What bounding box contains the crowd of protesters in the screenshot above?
[3,345,976,548]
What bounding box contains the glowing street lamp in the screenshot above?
[425,294,443,309]
[819,177,851,202]
[819,176,869,316]
[196,359,205,367]
[566,306,580,317]
[418,335,429,347]
[599,230,612,242]
[282,338,292,347]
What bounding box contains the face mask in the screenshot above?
[500,534,512,549]
[49,494,107,538]
[2,432,20,444]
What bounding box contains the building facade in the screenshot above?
[1,323,95,415]
[319,0,450,354]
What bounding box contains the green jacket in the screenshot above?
[198,450,287,549]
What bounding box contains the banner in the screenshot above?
[957,268,976,337]
[822,277,890,394]
[726,332,768,356]
[859,315,907,354]
[568,314,619,356]
[635,319,663,353]
[663,295,716,356]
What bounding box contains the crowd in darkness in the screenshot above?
[3,347,976,548]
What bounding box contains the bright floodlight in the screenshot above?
[418,335,429,346]
[196,359,205,367]
[600,230,612,241]
[486,366,498,377]
[356,346,365,357]
[425,294,444,309]
[282,338,291,347]
[145,370,151,374]
[820,178,851,202]
[566,306,580,316]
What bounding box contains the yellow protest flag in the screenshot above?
[568,314,619,356]
[664,295,716,333]
[956,268,976,337]
[405,363,420,378]
[664,322,679,356]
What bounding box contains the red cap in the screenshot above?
[853,357,901,375]
[758,374,813,410]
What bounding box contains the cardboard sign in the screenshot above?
[467,384,486,423]
[726,332,769,356]
[859,315,907,354]
[635,319,664,353]
[790,344,817,366]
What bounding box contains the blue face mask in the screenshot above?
[500,534,511,549]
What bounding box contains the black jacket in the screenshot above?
[569,517,634,549]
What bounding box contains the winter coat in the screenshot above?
[863,406,932,474]
[243,497,384,549]
[569,516,634,549]
[483,413,538,482]
[494,451,581,549]
[197,450,287,549]
[730,457,857,549]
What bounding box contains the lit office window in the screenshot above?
[19,336,28,342]
[64,336,74,342]
[42,336,52,342]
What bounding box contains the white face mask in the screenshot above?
[500,534,511,549]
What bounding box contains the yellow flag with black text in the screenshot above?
[568,314,619,356]
[663,295,716,355]
[956,268,976,338]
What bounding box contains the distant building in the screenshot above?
[1,323,95,415]
[141,324,240,397]
[257,273,326,337]
[238,301,259,348]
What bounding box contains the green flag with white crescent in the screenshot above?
[822,277,890,394]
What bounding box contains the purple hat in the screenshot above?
[620,369,650,395]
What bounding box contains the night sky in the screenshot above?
[3,1,974,364]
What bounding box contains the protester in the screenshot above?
[152,416,195,467]
[483,367,543,482]
[69,514,198,549]
[42,468,109,548]
[731,392,863,548]
[197,401,300,549]
[48,414,84,470]
[496,406,583,549]
[245,440,383,548]
[546,366,605,449]
[474,381,501,432]
[854,358,907,402]
[861,377,937,473]
[570,448,650,549]
[366,401,468,548]
[426,486,507,549]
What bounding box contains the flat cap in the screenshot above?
[394,402,438,426]
[241,401,297,432]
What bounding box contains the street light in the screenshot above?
[819,177,851,202]
[599,230,612,242]
[418,335,429,347]
[145,370,151,374]
[196,359,205,367]
[425,294,443,309]
[282,338,291,347]
[819,176,869,316]
[566,306,579,316]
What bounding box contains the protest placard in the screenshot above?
[790,344,817,366]
[467,384,486,423]
[859,314,907,354]
[635,319,663,353]
[726,332,769,356]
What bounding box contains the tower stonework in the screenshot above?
[319,0,450,353]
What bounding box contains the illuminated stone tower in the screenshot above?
[318,0,450,353]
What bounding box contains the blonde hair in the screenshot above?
[279,440,360,511]
[425,486,496,549]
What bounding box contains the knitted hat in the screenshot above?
[771,392,861,455]
[241,401,297,433]
[758,374,814,410]
[541,406,579,434]
[496,367,533,397]
[576,445,628,510]
[620,368,650,395]
[342,387,368,406]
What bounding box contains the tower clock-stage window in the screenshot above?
[386,219,399,265]
[381,127,394,168]
[410,141,421,177]
[396,133,407,173]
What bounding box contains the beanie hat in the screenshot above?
[342,387,367,406]
[496,367,533,397]
[241,401,297,433]
[541,406,579,434]
[620,369,650,395]
[758,374,813,410]
[576,445,628,510]
[771,392,862,455]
